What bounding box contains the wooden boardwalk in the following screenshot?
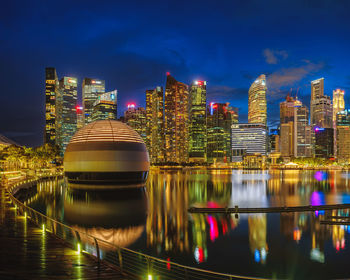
[0,186,126,280]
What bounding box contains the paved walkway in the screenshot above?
[0,186,126,279]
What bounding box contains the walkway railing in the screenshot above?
[6,177,267,280]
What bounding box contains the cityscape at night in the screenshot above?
[1,0,350,279]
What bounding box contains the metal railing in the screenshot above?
[6,177,268,280]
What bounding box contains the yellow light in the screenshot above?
[24,212,27,219]
[148,275,152,280]
[42,224,45,232]
[77,243,81,254]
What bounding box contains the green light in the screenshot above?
[77,243,81,254]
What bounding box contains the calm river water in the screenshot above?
[16,169,350,279]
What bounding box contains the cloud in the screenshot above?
[263,48,288,64]
[267,61,325,90]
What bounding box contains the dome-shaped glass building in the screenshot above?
[64,120,149,184]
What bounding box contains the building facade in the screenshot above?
[57,77,78,154]
[146,87,164,164]
[314,127,334,158]
[248,74,267,125]
[164,74,189,163]
[207,102,238,163]
[82,78,105,125]
[189,81,207,163]
[44,67,60,145]
[124,105,147,142]
[333,89,345,156]
[91,90,117,121]
[76,106,84,130]
[336,110,350,161]
[231,123,267,162]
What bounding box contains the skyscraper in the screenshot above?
[124,104,147,142]
[279,95,312,158]
[248,74,267,125]
[294,102,312,157]
[231,123,268,162]
[333,89,345,123]
[336,110,350,160]
[207,102,238,163]
[57,77,78,154]
[189,81,207,163]
[44,67,60,145]
[82,78,105,125]
[76,106,84,130]
[314,127,334,158]
[146,87,164,164]
[164,73,189,163]
[333,89,345,156]
[92,90,117,121]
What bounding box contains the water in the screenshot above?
[16,169,350,279]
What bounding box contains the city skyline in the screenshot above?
[1,0,350,146]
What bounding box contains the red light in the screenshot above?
[212,104,218,109]
[166,258,171,270]
[76,106,83,112]
[166,72,170,76]
[127,103,136,109]
[197,81,203,85]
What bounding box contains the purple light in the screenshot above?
[310,191,325,206]
[314,171,327,181]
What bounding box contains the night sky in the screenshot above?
[1,0,350,147]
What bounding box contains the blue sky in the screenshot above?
[1,0,350,146]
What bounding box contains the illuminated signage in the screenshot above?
[68,78,77,84]
[210,102,215,115]
[91,80,102,85]
[166,72,170,76]
[127,103,136,109]
[194,80,206,86]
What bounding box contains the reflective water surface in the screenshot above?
[17,170,350,279]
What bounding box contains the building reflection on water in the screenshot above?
[15,170,350,278]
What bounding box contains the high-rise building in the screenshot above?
[82,78,105,125]
[269,129,280,153]
[336,110,350,160]
[311,78,324,101]
[76,106,84,130]
[91,90,117,121]
[311,96,333,128]
[248,75,267,125]
[294,103,312,157]
[207,102,238,163]
[146,87,164,164]
[314,127,334,158]
[44,67,60,145]
[189,81,207,163]
[333,89,345,123]
[124,104,147,142]
[231,123,267,162]
[279,95,312,158]
[57,77,78,154]
[164,73,189,163]
[333,89,345,156]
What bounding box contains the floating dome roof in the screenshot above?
[64,120,149,185]
[69,119,144,144]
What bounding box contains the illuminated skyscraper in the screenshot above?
[207,102,238,163]
[336,110,350,160]
[57,77,78,154]
[76,106,84,130]
[82,78,105,125]
[314,127,334,158]
[164,73,189,163]
[124,104,147,142]
[231,123,267,162]
[333,89,345,123]
[189,81,207,163]
[44,67,60,145]
[279,95,312,158]
[146,87,164,164]
[92,90,117,121]
[333,89,345,156]
[248,75,267,125]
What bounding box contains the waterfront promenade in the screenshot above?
[0,185,125,280]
